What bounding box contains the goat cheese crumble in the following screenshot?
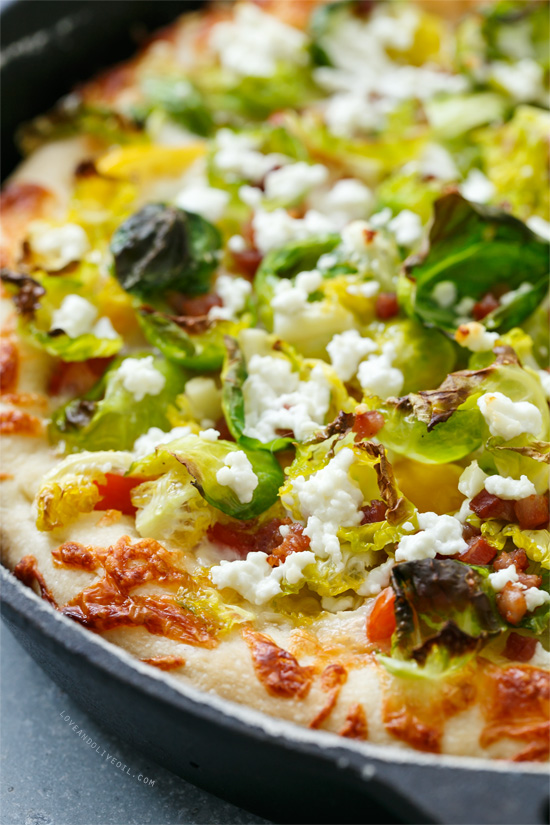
[455,322,499,352]
[395,512,467,562]
[210,548,316,605]
[208,274,252,321]
[133,425,192,458]
[29,222,90,270]
[175,185,229,223]
[477,392,543,440]
[484,474,537,500]
[327,330,377,382]
[358,342,404,398]
[117,357,166,402]
[216,450,258,504]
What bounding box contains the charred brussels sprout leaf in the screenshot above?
[391,558,503,659]
[48,354,187,453]
[401,193,549,333]
[111,204,221,299]
[137,307,227,372]
[131,434,284,521]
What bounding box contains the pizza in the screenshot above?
[1,0,549,762]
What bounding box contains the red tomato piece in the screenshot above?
[353,410,384,440]
[514,494,549,530]
[94,473,144,516]
[367,587,396,643]
[459,537,497,565]
[230,248,263,280]
[171,292,222,317]
[504,632,537,663]
[375,292,399,320]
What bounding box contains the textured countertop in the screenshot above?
[0,621,269,825]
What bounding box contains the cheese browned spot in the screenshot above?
[309,663,347,729]
[480,665,550,748]
[0,409,44,436]
[0,181,53,267]
[340,703,368,741]
[243,628,313,699]
[0,339,19,393]
[13,554,57,606]
[51,536,218,647]
[141,655,186,671]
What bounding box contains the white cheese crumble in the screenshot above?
[215,450,258,504]
[477,392,543,440]
[210,549,315,605]
[498,282,533,307]
[315,178,373,228]
[455,321,499,352]
[270,269,323,316]
[174,185,229,223]
[418,143,459,181]
[117,357,166,402]
[184,377,222,427]
[133,425,192,458]
[327,330,377,382]
[484,474,537,500]
[50,295,118,340]
[29,221,90,269]
[388,210,423,246]
[357,557,395,597]
[459,169,495,204]
[199,428,220,442]
[346,280,380,298]
[283,447,363,568]
[527,215,550,242]
[432,280,457,309]
[489,564,518,592]
[523,587,550,613]
[536,369,550,400]
[528,642,550,668]
[242,355,330,442]
[490,59,544,102]
[209,3,307,78]
[263,162,328,203]
[213,129,289,183]
[321,594,357,613]
[395,512,467,562]
[227,234,247,253]
[252,208,335,254]
[458,460,488,499]
[208,274,252,321]
[358,342,404,399]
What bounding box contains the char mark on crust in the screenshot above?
[13,555,58,606]
[339,703,368,741]
[309,663,347,729]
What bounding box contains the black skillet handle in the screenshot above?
[340,748,550,825]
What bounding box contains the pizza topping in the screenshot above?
[52,541,98,571]
[340,703,368,741]
[366,587,396,643]
[243,628,313,698]
[14,554,58,607]
[215,450,258,504]
[309,663,347,729]
[28,222,90,271]
[0,409,44,436]
[480,665,550,747]
[477,392,543,441]
[0,338,18,393]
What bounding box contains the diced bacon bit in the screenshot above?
[340,703,369,741]
[470,490,516,523]
[375,292,399,320]
[230,248,263,280]
[13,555,58,607]
[367,587,396,643]
[309,663,347,729]
[472,291,500,321]
[514,494,549,530]
[504,633,538,663]
[267,523,311,568]
[479,665,550,748]
[93,474,144,516]
[168,292,222,317]
[52,541,98,571]
[214,414,235,442]
[0,338,18,393]
[458,537,497,565]
[242,628,313,699]
[0,409,44,436]
[48,357,113,397]
[207,520,257,556]
[496,583,527,626]
[361,499,387,525]
[461,522,481,542]
[493,549,528,572]
[353,409,384,441]
[141,655,186,671]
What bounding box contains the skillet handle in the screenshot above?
[341,750,550,825]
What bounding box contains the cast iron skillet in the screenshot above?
[1,4,549,823]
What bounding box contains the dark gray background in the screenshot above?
[0,622,270,825]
